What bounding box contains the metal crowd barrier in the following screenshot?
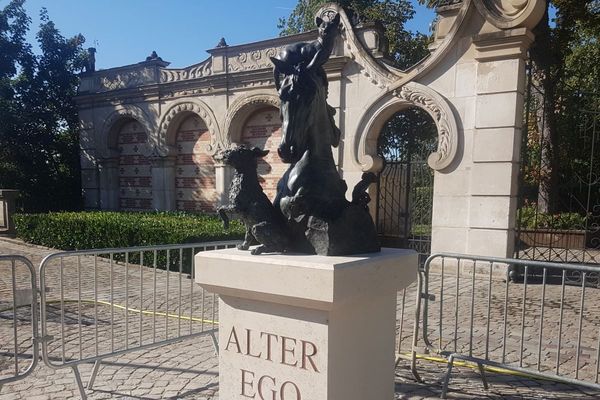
[38,240,238,398]
[0,255,39,386]
[415,253,600,398]
[1,241,238,399]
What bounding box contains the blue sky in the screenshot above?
[17,0,436,70]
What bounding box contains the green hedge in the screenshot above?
[518,206,587,230]
[14,211,245,250]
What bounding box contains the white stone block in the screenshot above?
[195,248,418,400]
[433,169,470,196]
[431,226,468,254]
[470,162,519,196]
[469,196,517,230]
[452,97,477,130]
[475,92,523,128]
[467,228,514,258]
[473,128,521,162]
[455,63,477,97]
[432,195,470,228]
[476,59,525,94]
[421,62,457,98]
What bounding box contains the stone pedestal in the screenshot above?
[0,189,19,235]
[195,248,417,400]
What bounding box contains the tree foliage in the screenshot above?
[278,0,431,69]
[0,0,86,212]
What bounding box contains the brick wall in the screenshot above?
[240,108,284,200]
[175,115,217,212]
[118,121,153,210]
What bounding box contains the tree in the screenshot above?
[278,0,431,70]
[0,0,86,212]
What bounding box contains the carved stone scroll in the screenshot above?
[474,0,546,29]
[356,82,459,172]
[160,58,213,83]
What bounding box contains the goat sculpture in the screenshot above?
[217,146,292,255]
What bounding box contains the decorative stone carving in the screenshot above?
[98,67,156,91]
[473,0,546,29]
[356,82,459,172]
[394,84,457,170]
[316,4,395,89]
[227,47,282,72]
[156,100,221,157]
[160,58,213,83]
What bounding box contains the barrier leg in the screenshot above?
[87,360,102,390]
[410,349,423,383]
[477,363,489,390]
[72,365,87,400]
[440,355,455,399]
[209,331,219,355]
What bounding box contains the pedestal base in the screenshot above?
[195,248,417,400]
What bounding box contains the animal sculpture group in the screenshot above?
[218,13,380,256]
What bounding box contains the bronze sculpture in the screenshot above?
[220,12,380,256]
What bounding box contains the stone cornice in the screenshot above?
[75,84,162,108]
[207,31,316,56]
[474,28,535,61]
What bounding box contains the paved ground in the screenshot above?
[1,238,600,399]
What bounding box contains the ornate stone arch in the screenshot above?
[157,99,221,156]
[223,92,280,145]
[98,105,155,159]
[355,81,459,172]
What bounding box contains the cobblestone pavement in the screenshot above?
[1,238,600,399]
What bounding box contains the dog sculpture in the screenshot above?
[217,146,290,255]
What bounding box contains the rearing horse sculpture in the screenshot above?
[269,13,380,256]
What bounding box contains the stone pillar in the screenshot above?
[79,122,100,209]
[214,161,233,205]
[97,157,119,210]
[195,248,417,400]
[0,189,19,235]
[150,156,176,211]
[468,29,533,257]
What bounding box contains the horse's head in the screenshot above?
[270,58,320,163]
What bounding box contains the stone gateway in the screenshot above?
[77,1,546,259]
